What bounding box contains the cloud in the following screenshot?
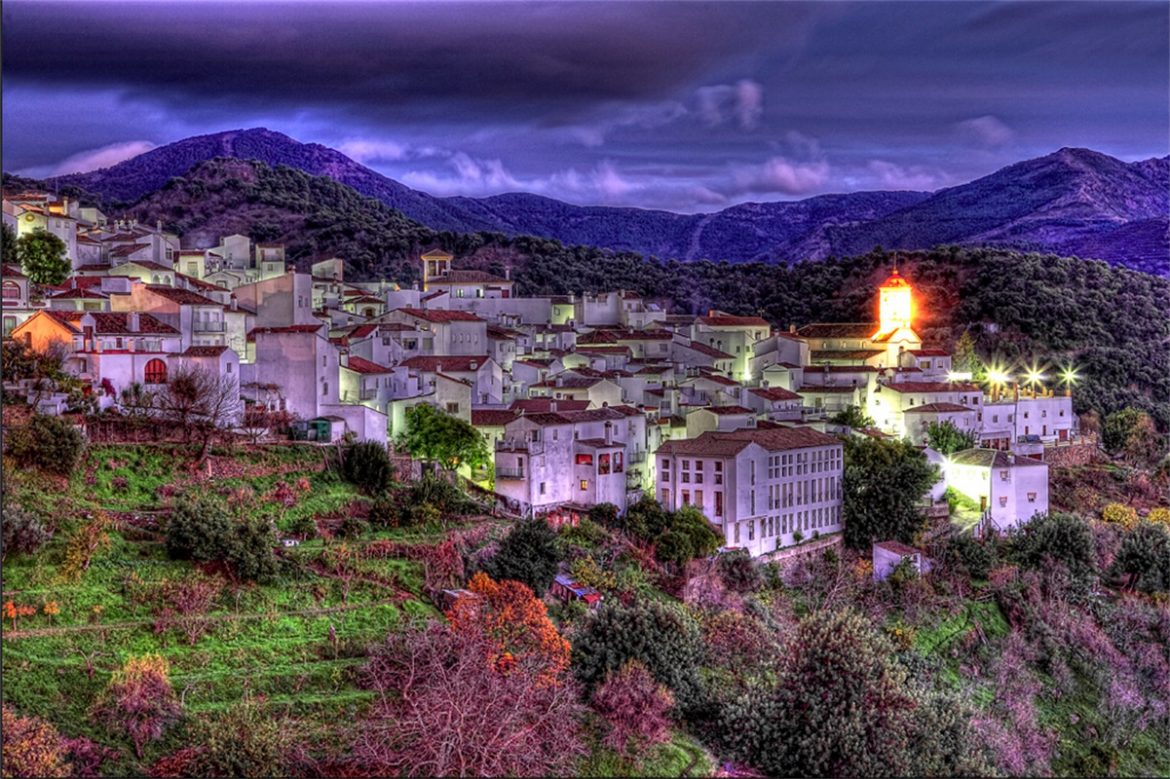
[865,160,944,190]
[730,156,830,196]
[335,139,409,163]
[49,140,155,175]
[696,79,765,130]
[955,115,1015,148]
[401,152,521,197]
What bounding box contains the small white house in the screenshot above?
[872,541,931,581]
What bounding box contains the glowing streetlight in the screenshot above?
[1023,363,1047,397]
[985,362,1011,401]
[1058,364,1080,396]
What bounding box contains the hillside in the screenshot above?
[43,128,1168,271]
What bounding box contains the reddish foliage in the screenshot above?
[270,481,298,508]
[357,622,585,777]
[90,655,182,758]
[449,572,571,681]
[591,661,675,756]
[148,746,203,778]
[2,705,71,778]
[63,736,120,778]
[152,575,224,644]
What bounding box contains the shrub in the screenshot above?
[940,532,995,579]
[572,600,705,711]
[592,661,675,757]
[5,414,84,475]
[367,492,398,528]
[402,501,442,528]
[1113,522,1170,593]
[90,654,182,758]
[655,530,694,567]
[337,515,369,539]
[288,514,317,539]
[717,549,761,593]
[1012,512,1096,588]
[484,519,560,594]
[165,494,232,562]
[340,441,394,494]
[1148,507,1170,526]
[1101,502,1139,528]
[222,516,280,584]
[186,700,287,778]
[1,502,51,560]
[588,503,620,529]
[2,704,71,778]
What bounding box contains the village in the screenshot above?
[2,190,1085,572]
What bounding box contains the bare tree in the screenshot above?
[153,365,241,463]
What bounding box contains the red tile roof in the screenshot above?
[701,405,753,415]
[180,346,231,357]
[395,307,483,323]
[798,322,878,339]
[344,356,392,374]
[472,409,520,426]
[247,324,324,341]
[749,386,801,402]
[658,426,841,457]
[680,340,733,359]
[509,398,590,413]
[903,402,973,413]
[908,348,950,357]
[45,310,179,335]
[144,285,220,306]
[697,314,770,328]
[399,355,490,372]
[875,540,921,556]
[2,264,28,279]
[430,269,512,284]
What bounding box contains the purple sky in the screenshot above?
[2,1,1167,212]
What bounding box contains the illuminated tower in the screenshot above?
[419,249,453,292]
[874,267,913,338]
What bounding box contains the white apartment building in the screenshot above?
[656,427,845,558]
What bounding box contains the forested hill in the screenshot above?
[16,157,1170,429]
[39,128,1169,272]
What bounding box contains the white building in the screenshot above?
[944,448,1049,534]
[656,427,844,557]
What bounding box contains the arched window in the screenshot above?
[144,358,168,384]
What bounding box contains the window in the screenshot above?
[539,482,546,495]
[682,489,690,505]
[577,453,594,466]
[598,453,611,475]
[144,358,167,384]
[999,497,1008,507]
[714,491,723,517]
[1000,470,1009,481]
[580,479,589,491]
[695,489,703,506]
[322,382,329,396]
[1028,492,1037,502]
[1,282,19,299]
[446,402,460,414]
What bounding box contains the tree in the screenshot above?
[1102,408,1165,466]
[938,532,995,579]
[239,404,294,444]
[398,403,489,471]
[719,608,984,777]
[841,436,938,549]
[4,414,84,475]
[952,329,985,380]
[18,229,69,286]
[716,549,760,593]
[572,600,705,711]
[450,572,571,680]
[1,222,18,266]
[1,502,52,560]
[1113,522,1170,593]
[2,704,71,778]
[153,365,240,462]
[357,622,586,777]
[621,495,671,541]
[830,405,874,429]
[221,516,279,584]
[90,654,182,758]
[925,420,978,455]
[340,440,394,494]
[186,699,288,778]
[165,494,232,562]
[1012,512,1096,589]
[484,519,560,594]
[591,661,675,757]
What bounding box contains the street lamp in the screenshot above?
[1058,364,1080,397]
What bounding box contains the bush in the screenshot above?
[717,549,761,593]
[572,600,705,712]
[337,515,369,540]
[1,502,52,560]
[165,495,232,562]
[368,492,398,528]
[1101,503,1139,528]
[1113,522,1170,593]
[288,514,317,540]
[186,700,286,778]
[222,517,280,584]
[90,654,182,758]
[484,519,560,593]
[402,501,442,528]
[407,473,482,515]
[592,661,675,756]
[5,414,84,475]
[588,503,620,529]
[1012,512,1096,588]
[340,441,394,494]
[2,704,71,778]
[940,533,995,579]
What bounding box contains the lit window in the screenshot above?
[580,479,588,491]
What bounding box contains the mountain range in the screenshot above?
[42,128,1170,274]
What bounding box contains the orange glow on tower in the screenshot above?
[875,267,913,337]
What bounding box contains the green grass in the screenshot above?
[578,730,713,778]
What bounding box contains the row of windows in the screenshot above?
[732,505,841,544]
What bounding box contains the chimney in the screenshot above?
[128,311,140,332]
[556,376,564,387]
[504,265,511,281]
[550,401,557,412]
[604,420,613,445]
[789,323,796,333]
[470,361,478,370]
[156,219,162,231]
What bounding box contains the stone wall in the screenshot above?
[1043,442,1102,468]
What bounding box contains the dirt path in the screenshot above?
[2,597,404,640]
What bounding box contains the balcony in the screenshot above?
[495,466,526,480]
[194,320,226,332]
[627,449,646,464]
[496,438,544,455]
